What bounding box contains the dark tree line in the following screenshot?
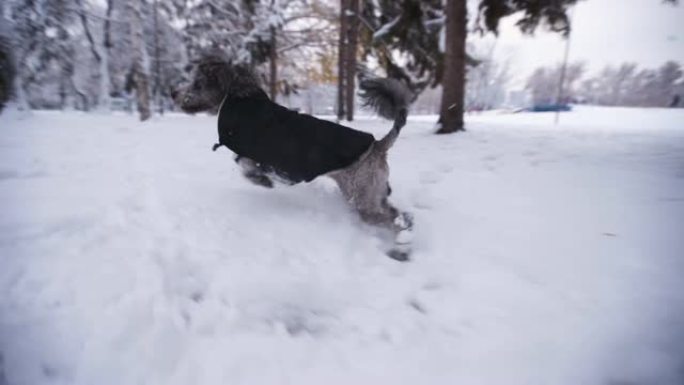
[2,0,583,127]
[343,0,677,132]
[347,0,579,133]
[0,0,337,120]
[1,0,680,125]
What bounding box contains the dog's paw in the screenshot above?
[245,173,274,188]
[387,248,411,262]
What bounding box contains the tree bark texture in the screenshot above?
[76,0,110,110]
[269,26,277,101]
[344,0,359,121]
[56,0,75,109]
[336,0,348,120]
[153,0,163,114]
[127,0,151,121]
[437,0,467,134]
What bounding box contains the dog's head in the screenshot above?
[173,50,260,114]
[173,51,230,113]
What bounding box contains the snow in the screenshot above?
[1,106,683,385]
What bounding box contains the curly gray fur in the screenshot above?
[359,78,413,151]
[359,78,412,121]
[174,50,262,113]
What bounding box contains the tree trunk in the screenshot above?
[127,0,151,121]
[101,0,114,110]
[437,0,466,134]
[76,0,110,110]
[345,0,359,121]
[336,0,348,120]
[1,3,27,111]
[56,0,75,110]
[11,44,29,111]
[269,26,277,101]
[153,0,163,114]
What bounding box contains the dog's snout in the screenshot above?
[171,87,192,105]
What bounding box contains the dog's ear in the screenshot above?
[198,60,228,79]
[195,50,231,79]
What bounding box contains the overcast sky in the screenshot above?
[470,0,684,86]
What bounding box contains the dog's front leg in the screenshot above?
[235,156,274,188]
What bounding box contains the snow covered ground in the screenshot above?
[1,106,683,385]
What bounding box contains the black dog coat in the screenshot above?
[214,90,374,183]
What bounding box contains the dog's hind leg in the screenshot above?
[236,156,274,188]
[391,210,414,261]
[331,150,414,261]
[359,202,413,261]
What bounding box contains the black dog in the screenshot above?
[175,52,414,260]
[212,87,375,185]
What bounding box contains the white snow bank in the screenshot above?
[1,107,683,385]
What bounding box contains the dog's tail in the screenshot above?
[359,78,412,151]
